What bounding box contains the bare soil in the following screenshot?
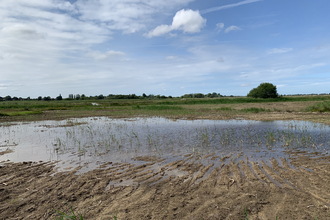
[1,151,330,219]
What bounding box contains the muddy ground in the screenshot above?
[1,151,330,219]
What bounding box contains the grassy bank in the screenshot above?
[0,96,330,124]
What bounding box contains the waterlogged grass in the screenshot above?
[306,101,330,112]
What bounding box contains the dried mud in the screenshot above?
[1,152,330,219]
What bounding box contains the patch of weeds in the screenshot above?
[54,203,83,220]
[306,101,330,112]
[0,113,9,117]
[216,107,233,111]
[132,105,184,111]
[6,111,43,116]
[240,107,271,113]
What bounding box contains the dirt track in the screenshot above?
[1,151,330,219]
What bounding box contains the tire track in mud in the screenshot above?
[1,152,330,219]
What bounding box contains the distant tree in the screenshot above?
[12,96,19,101]
[142,93,147,98]
[194,93,204,98]
[168,96,172,98]
[43,96,51,101]
[247,83,278,99]
[160,95,166,99]
[156,95,160,99]
[81,94,86,100]
[56,94,63,100]
[38,96,42,101]
[26,96,31,100]
[98,94,104,99]
[211,92,218,98]
[5,95,12,101]
[75,94,81,100]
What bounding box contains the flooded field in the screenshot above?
[1,117,330,219]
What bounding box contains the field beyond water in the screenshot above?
[1,95,330,124]
[1,96,330,219]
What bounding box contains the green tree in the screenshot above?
[247,83,278,98]
[56,94,63,100]
[4,95,12,101]
[38,96,42,101]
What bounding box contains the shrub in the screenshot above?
[247,83,278,98]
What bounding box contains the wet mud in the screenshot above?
[1,151,330,219]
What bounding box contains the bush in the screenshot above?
[247,83,278,98]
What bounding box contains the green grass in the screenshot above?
[216,107,234,111]
[54,203,83,220]
[240,107,271,113]
[132,105,184,110]
[306,101,330,112]
[54,203,118,220]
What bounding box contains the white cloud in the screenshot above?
[216,23,224,32]
[166,56,177,60]
[224,26,242,33]
[201,0,262,14]
[240,83,250,87]
[75,0,194,34]
[87,50,126,61]
[145,9,206,38]
[268,48,293,54]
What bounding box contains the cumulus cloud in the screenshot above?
[268,48,293,54]
[240,83,250,87]
[75,0,194,34]
[145,9,206,38]
[224,26,242,33]
[87,50,126,61]
[216,23,224,32]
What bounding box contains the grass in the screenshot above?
[1,95,330,124]
[306,101,330,112]
[240,107,271,113]
[132,105,184,110]
[54,203,83,220]
[54,203,118,220]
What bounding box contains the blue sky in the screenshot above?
[0,0,329,98]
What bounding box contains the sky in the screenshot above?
[0,0,330,98]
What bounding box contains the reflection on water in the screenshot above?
[0,117,329,172]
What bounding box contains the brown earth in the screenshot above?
[1,152,330,219]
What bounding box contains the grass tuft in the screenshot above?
[240,107,271,113]
[54,203,83,220]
